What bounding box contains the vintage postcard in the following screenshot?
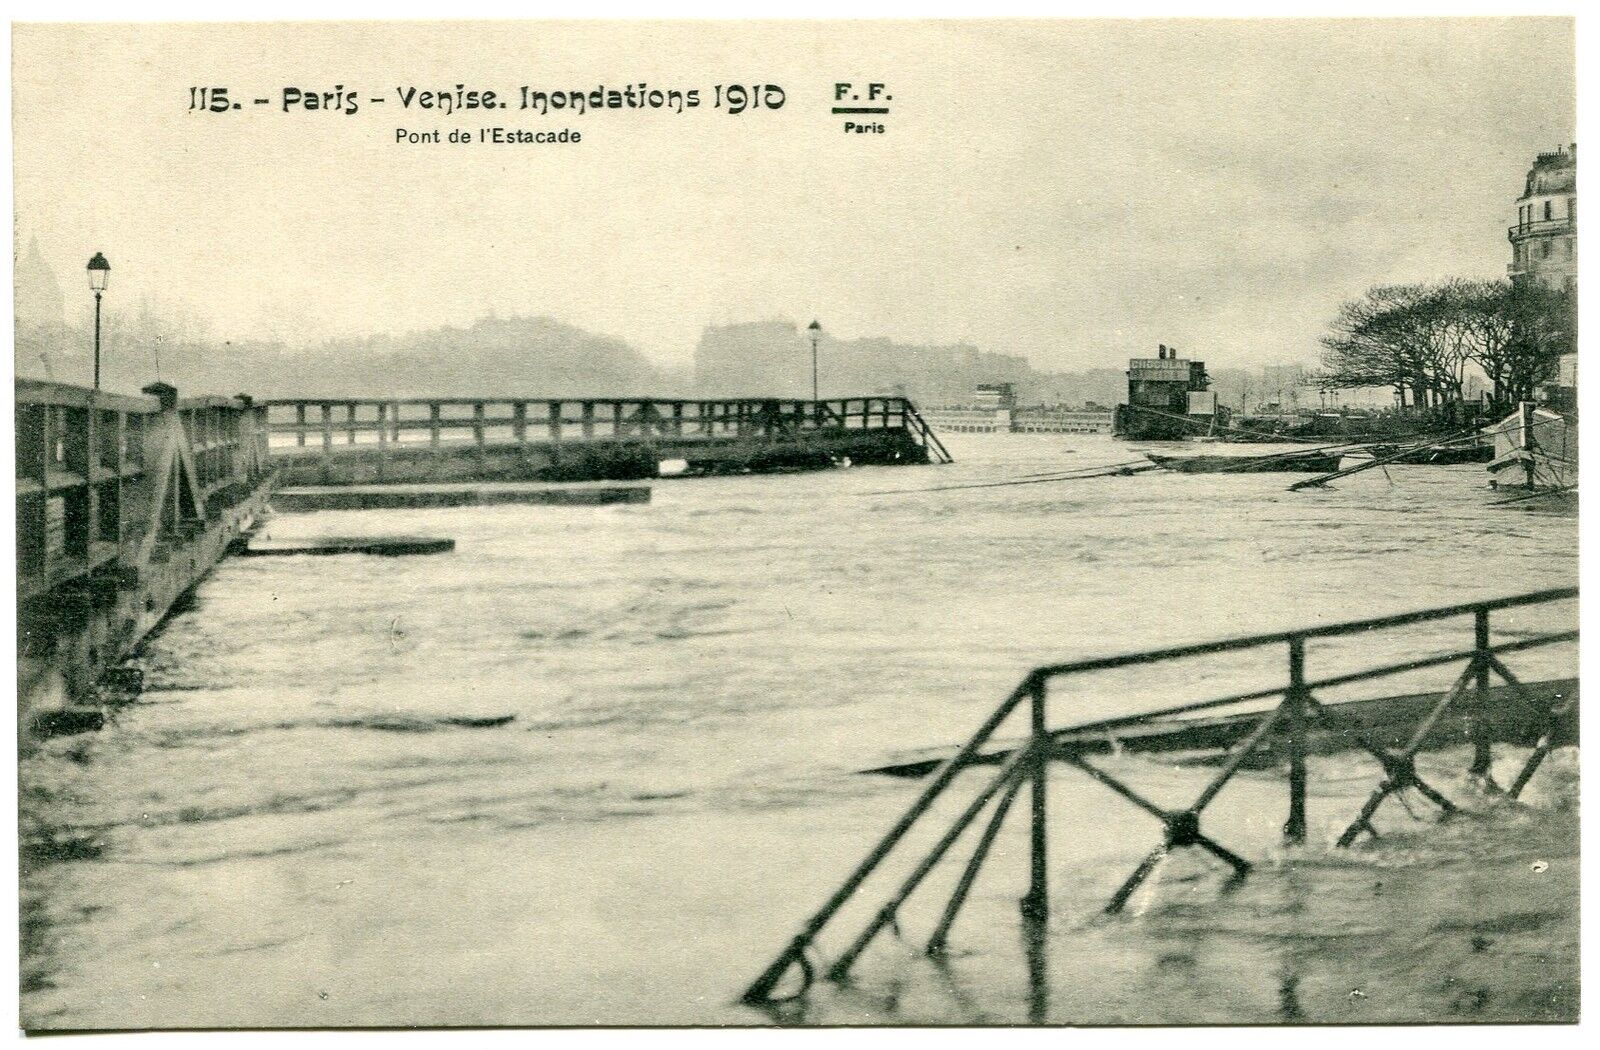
[10,15,1580,1029]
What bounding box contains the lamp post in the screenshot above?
[87,253,110,390]
[807,319,822,403]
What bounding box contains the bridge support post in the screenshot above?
[1021,677,1049,923]
[1284,637,1309,844]
[319,405,333,484]
[1469,608,1495,781]
[376,402,389,481]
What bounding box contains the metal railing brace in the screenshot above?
[740,587,1577,1007]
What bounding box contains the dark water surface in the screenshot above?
[19,433,1578,1026]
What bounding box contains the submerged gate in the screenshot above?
[741,587,1578,1006]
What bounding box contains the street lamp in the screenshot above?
[807,319,822,402]
[87,253,110,390]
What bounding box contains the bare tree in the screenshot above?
[1503,281,1575,403]
[1318,280,1561,415]
[1320,284,1439,408]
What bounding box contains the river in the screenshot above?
[18,432,1579,1027]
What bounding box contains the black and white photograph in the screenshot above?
[7,12,1583,1030]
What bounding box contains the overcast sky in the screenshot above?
[12,18,1574,371]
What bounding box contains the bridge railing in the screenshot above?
[740,586,1578,1007]
[14,381,271,604]
[263,395,936,446]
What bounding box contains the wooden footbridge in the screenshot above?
[741,587,1579,1009]
[15,381,273,736]
[14,381,951,735]
[263,395,950,485]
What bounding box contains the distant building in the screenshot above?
[1113,344,1215,440]
[1010,407,1115,434]
[972,383,1017,410]
[919,381,1113,434]
[1508,143,1576,291]
[917,407,1004,432]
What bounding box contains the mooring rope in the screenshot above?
[869,407,1567,497]
[869,438,1374,495]
[1285,426,1487,490]
[1290,412,1573,491]
[862,462,1160,496]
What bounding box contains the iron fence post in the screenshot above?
[1021,677,1049,923]
[1284,636,1308,844]
[1470,607,1494,779]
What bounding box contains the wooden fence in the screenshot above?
[15,381,271,603]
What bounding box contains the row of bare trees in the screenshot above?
[1319,279,1574,413]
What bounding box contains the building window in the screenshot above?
[1541,240,1552,259]
[1544,200,1553,221]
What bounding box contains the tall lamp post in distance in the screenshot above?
[87,253,110,390]
[807,319,822,404]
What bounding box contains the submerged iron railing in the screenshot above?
[741,587,1578,1006]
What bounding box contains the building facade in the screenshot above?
[1113,344,1216,440]
[1508,143,1576,290]
[972,383,1017,411]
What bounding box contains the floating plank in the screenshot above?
[31,708,106,738]
[350,713,517,731]
[242,535,455,557]
[271,481,651,512]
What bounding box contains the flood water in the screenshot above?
[19,433,1579,1027]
